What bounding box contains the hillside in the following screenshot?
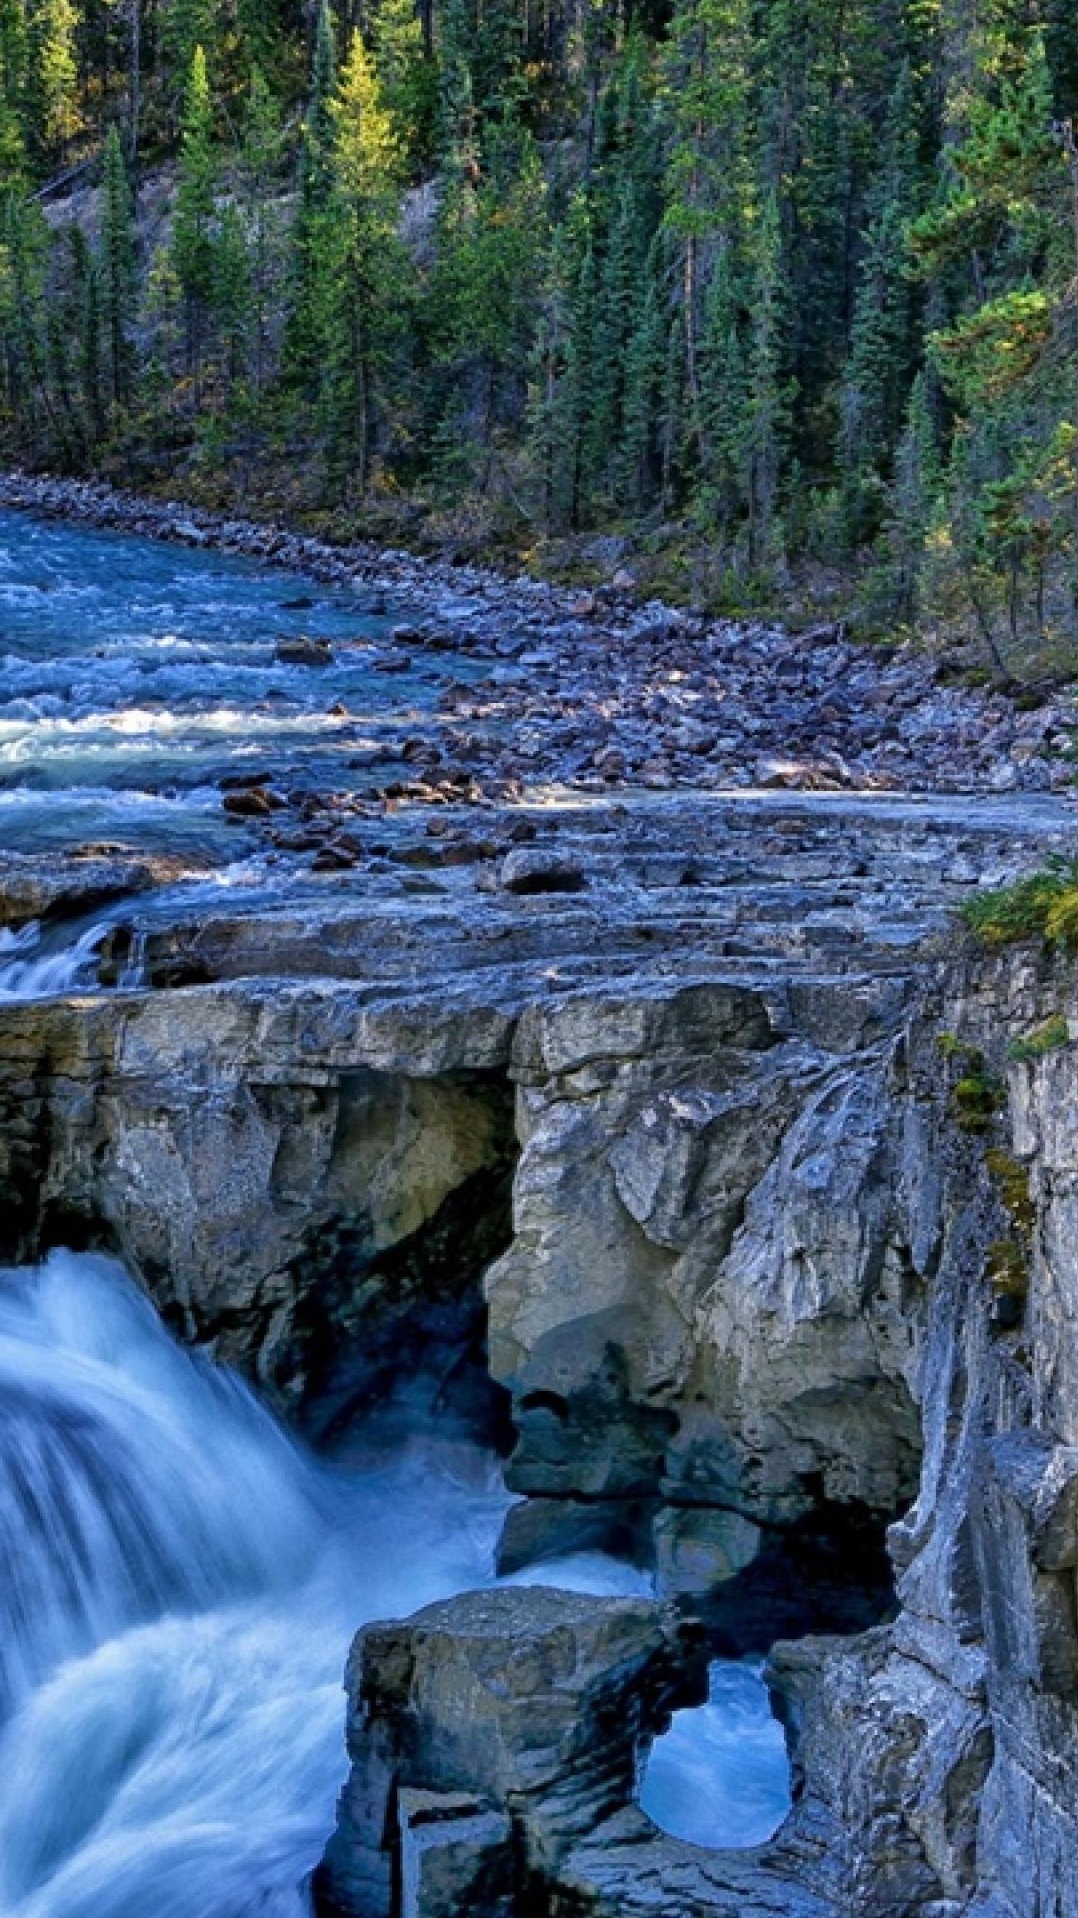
[0,0,1076,674]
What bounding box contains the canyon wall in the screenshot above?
[2,796,1077,1912]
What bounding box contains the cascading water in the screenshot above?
[0,921,111,1000]
[0,1251,790,1918]
[0,1250,513,1918]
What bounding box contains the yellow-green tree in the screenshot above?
[325,28,404,490]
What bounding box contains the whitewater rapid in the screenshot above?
[0,507,491,862]
[0,1251,789,1918]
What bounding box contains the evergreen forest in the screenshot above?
[1,0,1077,660]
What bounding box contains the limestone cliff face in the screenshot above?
[672,947,1078,1918]
[3,796,1078,1914]
[487,974,923,1617]
[0,984,518,1417]
[812,948,1078,1918]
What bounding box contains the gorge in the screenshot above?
[1,483,1078,1918]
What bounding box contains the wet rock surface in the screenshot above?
[0,848,198,929]
[313,1585,708,1918]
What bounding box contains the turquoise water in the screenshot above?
[0,1253,789,1918]
[0,508,488,858]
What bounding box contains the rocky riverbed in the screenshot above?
[0,471,1071,840]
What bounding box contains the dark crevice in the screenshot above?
[292,1116,519,1454]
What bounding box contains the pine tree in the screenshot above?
[0,194,51,452]
[237,67,284,397]
[909,30,1074,650]
[881,370,941,622]
[161,0,216,126]
[617,233,668,512]
[838,64,922,546]
[525,191,594,529]
[81,241,105,443]
[214,201,251,391]
[371,0,435,173]
[744,190,793,569]
[0,0,28,160]
[660,0,754,473]
[100,124,137,411]
[697,242,750,532]
[26,0,81,161]
[324,26,403,489]
[284,0,338,397]
[171,45,218,408]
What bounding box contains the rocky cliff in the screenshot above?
[3,788,1078,1913]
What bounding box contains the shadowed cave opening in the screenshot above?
[287,1072,520,1457]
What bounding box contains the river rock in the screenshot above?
[276,635,334,666]
[0,851,185,929]
[221,786,285,817]
[499,848,586,895]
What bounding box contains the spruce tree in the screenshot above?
[171,45,218,409]
[237,67,284,397]
[26,0,81,161]
[745,189,792,569]
[284,0,337,397]
[660,0,754,473]
[324,26,402,489]
[371,0,435,173]
[909,31,1073,649]
[838,65,922,546]
[100,124,137,411]
[161,0,216,128]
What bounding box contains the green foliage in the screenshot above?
[951,1071,1001,1132]
[25,0,80,159]
[100,125,136,411]
[372,0,437,173]
[321,27,405,488]
[984,1145,1035,1316]
[171,47,218,398]
[959,858,1078,948]
[1007,1015,1070,1062]
[0,0,1074,592]
[984,1147,1036,1236]
[986,1237,1028,1298]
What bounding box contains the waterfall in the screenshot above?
[0,922,109,1000]
[0,1251,789,1918]
[0,1251,510,1918]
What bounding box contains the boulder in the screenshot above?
[0,851,187,929]
[500,849,586,895]
[276,635,334,666]
[314,1585,708,1918]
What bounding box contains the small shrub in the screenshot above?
[986,1237,1028,1297]
[958,856,1078,949]
[951,1072,1001,1131]
[937,1031,981,1062]
[984,1148,1036,1238]
[1007,1015,1070,1063]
